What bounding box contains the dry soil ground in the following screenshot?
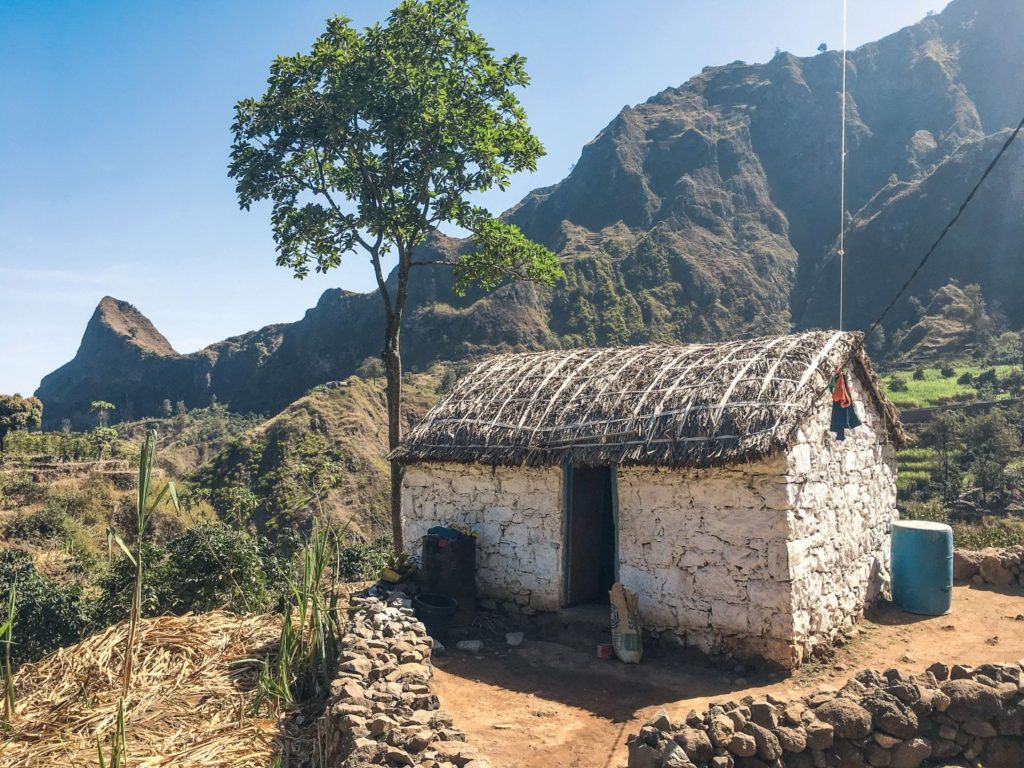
[432,584,1024,768]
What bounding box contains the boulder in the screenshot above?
[805,719,835,750]
[775,725,807,752]
[726,732,757,758]
[815,698,873,739]
[745,722,782,761]
[627,741,661,768]
[982,736,1024,768]
[980,553,1015,586]
[952,550,983,581]
[675,726,714,763]
[861,691,919,738]
[940,679,1002,721]
[890,737,931,768]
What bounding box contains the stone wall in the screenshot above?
[953,546,1024,587]
[627,661,1024,768]
[317,594,489,767]
[784,372,899,661]
[616,460,797,666]
[401,463,564,612]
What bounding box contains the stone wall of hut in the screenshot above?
[616,460,799,666]
[784,371,899,661]
[401,462,565,612]
[617,372,898,668]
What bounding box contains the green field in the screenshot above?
[882,364,1016,408]
[896,447,936,492]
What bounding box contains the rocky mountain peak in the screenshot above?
[86,297,177,357]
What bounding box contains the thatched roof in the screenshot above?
[394,331,908,468]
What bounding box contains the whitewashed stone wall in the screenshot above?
[400,372,897,669]
[784,371,898,660]
[616,460,799,666]
[616,373,897,668]
[401,463,564,611]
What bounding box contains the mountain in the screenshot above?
[37,0,1024,428]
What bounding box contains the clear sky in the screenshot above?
[0,0,943,395]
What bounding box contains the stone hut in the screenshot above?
[394,331,908,667]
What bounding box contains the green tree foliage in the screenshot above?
[963,410,1020,503]
[162,524,280,614]
[229,0,561,550]
[0,394,43,452]
[919,411,965,503]
[88,427,119,459]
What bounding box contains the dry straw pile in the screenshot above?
[395,330,907,468]
[0,612,289,768]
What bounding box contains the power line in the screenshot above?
[789,112,1024,439]
[838,0,848,331]
[863,114,1024,344]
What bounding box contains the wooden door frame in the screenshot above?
[561,462,619,607]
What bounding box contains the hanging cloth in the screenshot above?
[829,370,862,440]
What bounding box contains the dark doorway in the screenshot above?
[564,465,617,606]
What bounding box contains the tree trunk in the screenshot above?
[384,321,405,554]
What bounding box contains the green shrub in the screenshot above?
[952,519,1024,550]
[91,543,168,628]
[337,536,392,582]
[975,368,999,390]
[939,364,956,378]
[161,524,282,614]
[957,371,974,386]
[0,549,89,667]
[3,506,72,543]
[913,368,926,381]
[0,472,44,508]
[887,375,909,392]
[92,525,286,625]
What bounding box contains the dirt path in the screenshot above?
[432,585,1024,768]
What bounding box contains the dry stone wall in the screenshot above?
[953,546,1024,587]
[627,660,1024,768]
[318,594,488,768]
[401,463,564,612]
[784,372,899,662]
[616,461,797,666]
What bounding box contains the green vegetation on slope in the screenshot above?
[883,364,1019,408]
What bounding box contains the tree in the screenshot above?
[817,43,828,53]
[920,411,964,504]
[88,427,118,459]
[90,400,116,428]
[230,0,561,550]
[0,395,43,452]
[964,411,1020,505]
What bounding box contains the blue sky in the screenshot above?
[0,0,942,395]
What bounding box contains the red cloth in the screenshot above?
[832,371,852,409]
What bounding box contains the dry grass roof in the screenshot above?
[395,330,907,468]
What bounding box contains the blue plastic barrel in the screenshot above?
[891,520,953,616]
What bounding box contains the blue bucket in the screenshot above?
[891,520,953,616]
